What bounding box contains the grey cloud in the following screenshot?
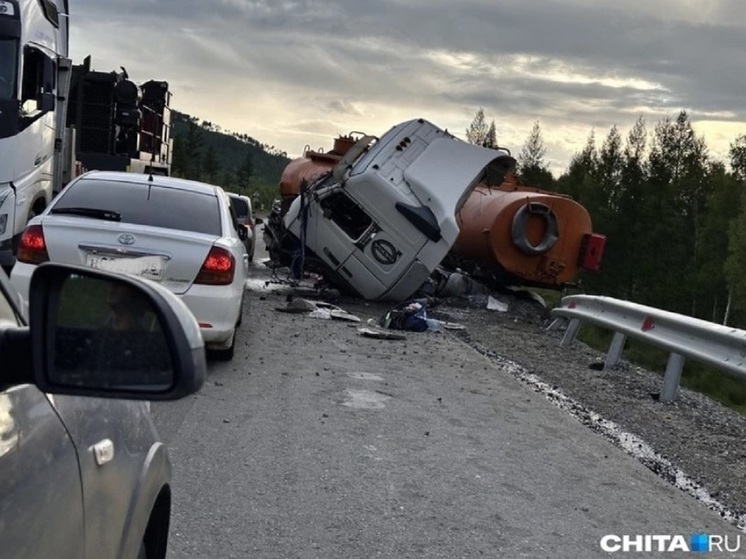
[70,0,746,170]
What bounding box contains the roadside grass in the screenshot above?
[533,286,746,415]
[571,321,746,416]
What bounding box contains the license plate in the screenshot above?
[85,254,164,281]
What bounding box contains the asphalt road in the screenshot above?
[152,242,743,558]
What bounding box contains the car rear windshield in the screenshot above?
[230,197,249,219]
[54,178,222,236]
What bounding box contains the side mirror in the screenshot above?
[254,217,264,225]
[28,263,206,400]
[238,224,248,241]
[40,91,55,113]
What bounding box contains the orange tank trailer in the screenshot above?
[278,134,605,289]
[453,173,604,287]
[279,135,356,200]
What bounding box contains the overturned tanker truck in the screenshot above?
[263,118,516,301]
[264,118,606,301]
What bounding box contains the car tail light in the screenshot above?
[17,225,49,264]
[195,246,235,285]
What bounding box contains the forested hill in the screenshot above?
[170,110,292,208]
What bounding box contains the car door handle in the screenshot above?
[90,439,115,466]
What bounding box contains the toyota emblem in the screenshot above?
[118,233,136,245]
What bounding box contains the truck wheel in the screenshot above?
[27,199,45,225]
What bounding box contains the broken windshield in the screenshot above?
[0,38,18,100]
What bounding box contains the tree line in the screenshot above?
[467,108,746,327]
[169,111,291,212]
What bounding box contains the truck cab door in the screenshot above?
[0,387,85,558]
[352,220,422,291]
[317,189,428,300]
[313,189,360,274]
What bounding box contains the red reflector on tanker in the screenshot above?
[17,225,50,264]
[195,246,235,285]
[578,233,606,271]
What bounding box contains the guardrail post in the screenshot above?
[660,352,686,403]
[560,318,581,348]
[547,317,566,331]
[604,332,626,370]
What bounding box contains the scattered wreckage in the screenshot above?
[263,118,605,302]
[274,294,466,340]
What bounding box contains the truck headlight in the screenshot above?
[0,213,7,235]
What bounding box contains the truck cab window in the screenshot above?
[0,39,18,100]
[319,191,373,241]
[20,46,54,115]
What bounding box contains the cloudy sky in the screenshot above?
[70,0,746,174]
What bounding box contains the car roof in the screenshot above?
[78,171,225,196]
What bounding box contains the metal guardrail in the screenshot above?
[548,295,746,402]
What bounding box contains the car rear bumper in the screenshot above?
[181,282,244,343]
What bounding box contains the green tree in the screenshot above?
[723,136,746,324]
[597,126,625,213]
[179,119,204,180]
[615,116,649,301]
[697,162,740,323]
[236,150,253,194]
[202,146,220,183]
[730,134,746,181]
[556,130,597,202]
[517,121,554,188]
[725,193,746,324]
[643,111,709,312]
[485,121,498,149]
[219,170,236,192]
[466,107,488,147]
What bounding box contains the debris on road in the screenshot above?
[358,327,407,341]
[275,297,318,313]
[377,299,463,332]
[487,296,509,312]
[380,300,430,332]
[275,297,361,322]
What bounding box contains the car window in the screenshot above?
[53,178,222,236]
[226,199,243,236]
[230,196,249,219]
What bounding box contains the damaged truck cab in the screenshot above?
[280,118,515,301]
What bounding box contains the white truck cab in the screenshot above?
[283,118,515,301]
[0,0,69,268]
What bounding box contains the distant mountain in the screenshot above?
[170,110,292,207]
